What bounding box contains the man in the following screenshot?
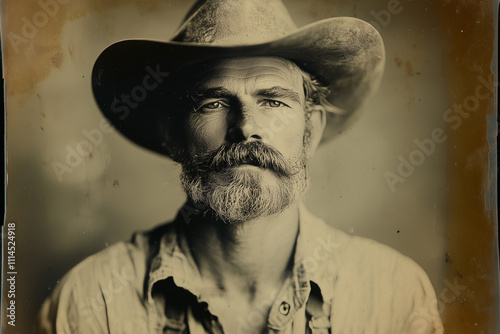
[38,0,444,333]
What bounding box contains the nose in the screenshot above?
[241,116,265,141]
[227,103,270,143]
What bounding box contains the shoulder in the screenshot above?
[54,235,151,298]
[332,230,443,333]
[37,225,169,334]
[302,208,431,282]
[331,228,436,301]
[302,209,443,333]
[303,208,425,276]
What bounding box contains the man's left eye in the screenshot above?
[264,100,288,108]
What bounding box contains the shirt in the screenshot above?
[38,205,444,334]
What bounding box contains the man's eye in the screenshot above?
[198,101,227,112]
[205,102,222,109]
[264,100,288,108]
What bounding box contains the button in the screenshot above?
[279,301,291,315]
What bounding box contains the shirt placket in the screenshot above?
[145,206,335,334]
[267,264,311,333]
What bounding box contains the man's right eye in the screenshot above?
[204,102,222,109]
[197,101,228,112]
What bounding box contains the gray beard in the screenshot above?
[180,155,309,223]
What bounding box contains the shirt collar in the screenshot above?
[145,203,338,307]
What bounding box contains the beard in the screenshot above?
[179,141,310,223]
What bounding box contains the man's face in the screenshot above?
[176,56,316,223]
[185,57,308,161]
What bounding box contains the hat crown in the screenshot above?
[172,0,298,45]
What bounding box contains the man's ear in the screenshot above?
[306,104,327,157]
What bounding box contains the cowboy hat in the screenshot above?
[91,0,385,156]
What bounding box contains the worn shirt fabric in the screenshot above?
[38,205,444,334]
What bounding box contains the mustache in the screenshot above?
[183,142,298,177]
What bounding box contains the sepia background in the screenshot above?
[2,0,497,333]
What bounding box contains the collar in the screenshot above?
[144,203,339,324]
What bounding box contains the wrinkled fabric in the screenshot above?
[38,205,444,334]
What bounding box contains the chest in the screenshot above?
[203,295,273,334]
[146,288,329,334]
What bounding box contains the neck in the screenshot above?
[184,203,300,297]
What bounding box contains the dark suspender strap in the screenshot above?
[305,283,331,334]
[156,278,192,334]
[190,301,225,334]
[163,302,188,334]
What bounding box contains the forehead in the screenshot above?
[192,57,304,91]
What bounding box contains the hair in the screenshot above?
[301,70,332,114]
[268,57,334,117]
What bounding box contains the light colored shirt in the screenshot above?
[38,205,444,333]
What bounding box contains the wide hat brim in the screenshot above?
[92,17,385,156]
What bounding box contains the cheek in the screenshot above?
[272,112,307,156]
[187,113,228,151]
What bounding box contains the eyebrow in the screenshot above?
[256,87,302,104]
[192,87,233,99]
[192,86,302,104]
